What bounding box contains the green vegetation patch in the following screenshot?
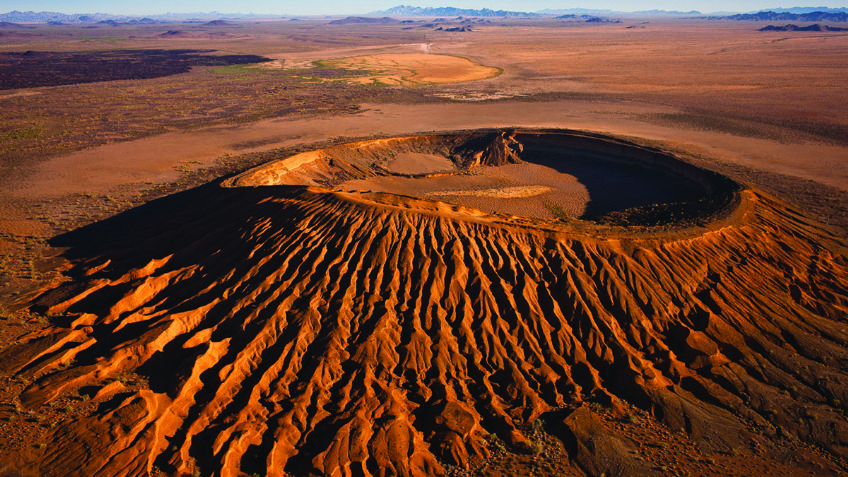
[78,37,126,43]
[0,126,42,142]
[210,63,263,75]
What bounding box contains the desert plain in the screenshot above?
[0,13,847,477]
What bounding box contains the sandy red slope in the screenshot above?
[2,130,847,476]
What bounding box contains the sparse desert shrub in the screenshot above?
[531,418,545,432]
[484,433,505,453]
[526,439,544,456]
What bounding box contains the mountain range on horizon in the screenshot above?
[715,10,848,21]
[370,5,540,17]
[0,10,276,23]
[1,6,848,23]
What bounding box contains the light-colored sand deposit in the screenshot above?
[426,185,553,198]
[316,53,501,85]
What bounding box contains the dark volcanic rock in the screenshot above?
[722,10,848,22]
[0,49,272,90]
[760,23,848,31]
[0,21,31,28]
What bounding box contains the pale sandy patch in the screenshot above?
[427,185,553,199]
[387,153,455,175]
[319,53,501,85]
[0,91,41,100]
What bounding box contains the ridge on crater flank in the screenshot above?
[2,130,847,477]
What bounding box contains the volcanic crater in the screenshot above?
[3,129,848,476]
[225,129,739,227]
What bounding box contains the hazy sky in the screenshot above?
[1,0,845,15]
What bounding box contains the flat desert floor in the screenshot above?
[0,16,847,477]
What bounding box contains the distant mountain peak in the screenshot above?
[760,6,848,14]
[715,10,848,21]
[372,5,538,17]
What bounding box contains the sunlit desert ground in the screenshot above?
[0,16,847,477]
